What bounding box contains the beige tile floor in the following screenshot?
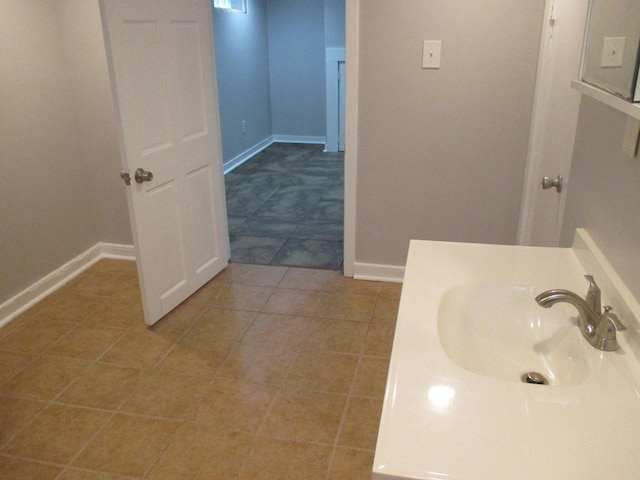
[0,260,400,479]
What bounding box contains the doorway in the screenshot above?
[213,0,346,270]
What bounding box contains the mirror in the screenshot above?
[582,0,640,102]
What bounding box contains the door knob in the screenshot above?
[135,168,154,184]
[541,174,562,193]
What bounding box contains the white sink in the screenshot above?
[373,230,640,480]
[437,283,589,386]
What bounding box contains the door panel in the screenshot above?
[101,0,229,325]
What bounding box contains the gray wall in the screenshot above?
[0,0,130,305]
[213,0,273,162]
[355,0,545,267]
[267,0,326,138]
[561,96,640,298]
[324,0,346,48]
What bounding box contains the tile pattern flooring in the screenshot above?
[0,259,399,479]
[225,143,344,270]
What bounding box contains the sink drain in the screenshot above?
[521,371,548,385]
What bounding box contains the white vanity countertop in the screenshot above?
[373,237,640,480]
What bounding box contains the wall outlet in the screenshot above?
[241,120,246,135]
[422,40,441,69]
[601,37,625,68]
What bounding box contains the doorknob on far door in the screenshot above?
[135,168,154,184]
[541,174,563,193]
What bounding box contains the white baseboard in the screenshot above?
[272,135,326,145]
[0,242,135,328]
[353,262,405,283]
[223,136,274,174]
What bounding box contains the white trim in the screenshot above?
[0,243,135,328]
[353,262,404,284]
[325,48,346,153]
[271,135,325,145]
[223,136,274,174]
[343,0,358,277]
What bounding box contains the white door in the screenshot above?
[517,0,589,246]
[100,0,229,325]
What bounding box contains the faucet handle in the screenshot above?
[603,305,626,331]
[584,275,601,314]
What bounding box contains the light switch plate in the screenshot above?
[601,37,625,68]
[422,40,441,69]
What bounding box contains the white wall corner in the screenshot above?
[0,242,135,328]
[353,262,405,284]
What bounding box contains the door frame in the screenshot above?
[517,0,589,246]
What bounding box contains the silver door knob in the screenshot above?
[135,168,153,184]
[541,174,562,193]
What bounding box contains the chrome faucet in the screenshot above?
[535,275,625,351]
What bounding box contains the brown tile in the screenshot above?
[278,268,339,291]
[46,325,126,360]
[5,404,111,463]
[157,339,233,380]
[241,313,310,347]
[148,303,205,336]
[379,282,403,298]
[372,296,400,324]
[0,455,62,479]
[183,280,225,307]
[184,308,256,344]
[218,344,296,385]
[190,378,275,433]
[210,284,274,311]
[57,363,141,410]
[0,314,31,339]
[316,293,376,322]
[86,259,137,276]
[238,437,332,480]
[259,390,346,443]
[262,288,324,316]
[0,318,76,354]
[99,330,177,369]
[73,413,180,477]
[85,298,145,329]
[33,294,108,323]
[0,355,89,400]
[364,324,395,358]
[120,370,208,419]
[0,395,48,447]
[58,468,125,479]
[337,396,383,450]
[328,277,382,295]
[225,263,289,287]
[352,356,390,398]
[69,271,135,298]
[284,350,358,394]
[0,350,36,386]
[301,319,369,354]
[327,447,375,480]
[146,423,252,480]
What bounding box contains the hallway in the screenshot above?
[225,143,344,270]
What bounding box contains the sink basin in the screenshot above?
[437,283,590,385]
[373,231,640,480]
